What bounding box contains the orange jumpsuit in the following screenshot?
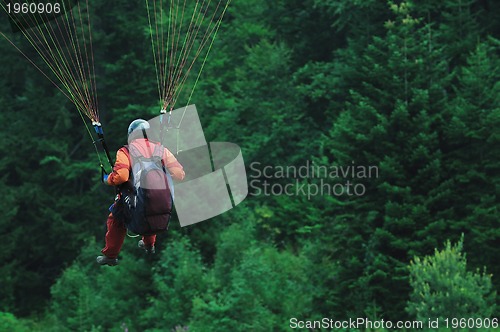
[101,138,185,258]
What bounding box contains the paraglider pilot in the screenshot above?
[96,119,185,266]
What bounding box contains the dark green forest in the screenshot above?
[0,0,499,331]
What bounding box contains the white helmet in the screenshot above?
[127,119,150,136]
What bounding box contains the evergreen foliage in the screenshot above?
[0,0,498,329]
[407,236,496,322]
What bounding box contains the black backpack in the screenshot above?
[112,142,174,235]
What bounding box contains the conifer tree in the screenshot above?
[407,237,496,322]
[441,38,500,290]
[319,1,455,319]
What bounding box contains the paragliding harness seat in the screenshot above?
[111,141,174,236]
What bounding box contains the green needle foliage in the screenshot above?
[407,236,496,322]
[0,0,498,329]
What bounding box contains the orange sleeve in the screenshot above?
[163,148,185,181]
[107,147,130,186]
